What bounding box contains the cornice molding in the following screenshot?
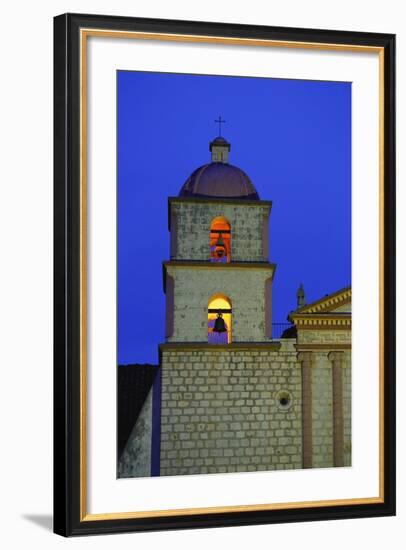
[164,260,276,271]
[290,315,351,330]
[159,342,281,352]
[296,344,351,351]
[168,196,273,207]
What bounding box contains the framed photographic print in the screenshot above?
[53,13,396,536]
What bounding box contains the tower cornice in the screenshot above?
[169,195,272,206]
[159,342,282,353]
[164,259,276,270]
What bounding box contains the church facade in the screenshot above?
[118,135,351,478]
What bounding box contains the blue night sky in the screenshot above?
[117,71,351,365]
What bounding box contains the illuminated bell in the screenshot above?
[213,313,227,333]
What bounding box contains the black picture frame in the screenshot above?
[54,12,396,537]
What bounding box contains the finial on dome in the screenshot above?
[210,116,231,163]
[210,135,231,163]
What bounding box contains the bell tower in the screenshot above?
[158,135,293,478]
[163,135,275,343]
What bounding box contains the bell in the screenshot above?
[213,313,227,333]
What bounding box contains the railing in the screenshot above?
[272,323,295,339]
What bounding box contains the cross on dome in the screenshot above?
[214,115,226,136]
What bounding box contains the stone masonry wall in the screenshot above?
[160,342,302,476]
[298,329,351,346]
[166,266,274,342]
[297,327,351,469]
[170,201,271,262]
[308,349,351,468]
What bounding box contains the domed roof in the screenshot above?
[210,136,229,147]
[179,163,259,200]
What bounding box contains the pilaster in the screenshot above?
[328,351,344,467]
[297,351,313,468]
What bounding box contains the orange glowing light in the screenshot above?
[210,217,231,263]
[208,294,232,344]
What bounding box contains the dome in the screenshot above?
[179,163,260,200]
[210,136,229,147]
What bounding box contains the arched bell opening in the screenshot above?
[210,217,231,263]
[208,294,232,344]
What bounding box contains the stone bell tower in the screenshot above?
[164,135,275,343]
[158,135,303,477]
